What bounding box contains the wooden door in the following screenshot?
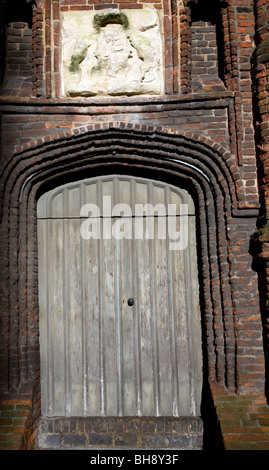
[38,175,202,417]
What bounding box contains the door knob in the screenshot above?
[127,298,134,306]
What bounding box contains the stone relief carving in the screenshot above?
[61,9,163,97]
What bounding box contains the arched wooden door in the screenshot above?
[38,175,202,418]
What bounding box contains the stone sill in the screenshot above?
[37,415,203,450]
[0,91,235,110]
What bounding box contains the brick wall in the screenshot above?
[0,400,32,450]
[250,0,269,400]
[5,22,32,78]
[190,0,226,94]
[0,96,232,158]
[210,383,269,450]
[0,396,40,450]
[0,0,269,450]
[0,22,33,97]
[191,21,223,93]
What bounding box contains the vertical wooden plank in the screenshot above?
[153,184,172,416]
[50,193,66,416]
[101,179,117,416]
[148,182,160,416]
[166,186,179,417]
[98,180,106,416]
[80,183,87,415]
[183,217,195,416]
[114,177,123,416]
[67,186,83,416]
[118,178,136,416]
[134,180,155,416]
[131,179,142,416]
[185,204,203,416]
[170,188,191,416]
[84,181,101,416]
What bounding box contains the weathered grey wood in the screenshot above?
[38,175,202,417]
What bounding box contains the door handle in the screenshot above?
[127,298,134,306]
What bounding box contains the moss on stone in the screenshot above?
[253,221,269,241]
[93,11,129,31]
[69,47,88,74]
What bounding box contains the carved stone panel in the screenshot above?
[61,8,164,97]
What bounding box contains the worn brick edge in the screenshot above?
[210,382,269,450]
[0,398,39,450]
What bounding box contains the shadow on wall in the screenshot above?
[201,380,225,450]
[0,0,33,96]
[190,0,227,93]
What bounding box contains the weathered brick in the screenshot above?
[0,0,268,453]
[88,433,113,446]
[114,432,139,447]
[62,433,86,447]
[38,434,60,448]
[141,434,167,448]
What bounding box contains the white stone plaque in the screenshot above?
[61,8,164,97]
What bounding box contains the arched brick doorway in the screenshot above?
[0,123,265,448]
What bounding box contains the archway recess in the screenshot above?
[0,122,264,407]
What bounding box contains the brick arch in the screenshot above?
[7,122,239,207]
[0,123,263,401]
